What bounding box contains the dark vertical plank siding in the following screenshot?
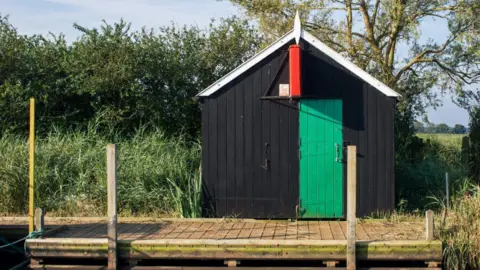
[252,60,263,216]
[376,88,386,212]
[235,77,245,215]
[260,60,271,216]
[302,41,395,217]
[358,84,369,215]
[201,44,298,218]
[201,40,394,218]
[243,72,254,217]
[385,98,396,210]
[367,87,378,215]
[217,90,228,216]
[207,99,218,216]
[201,101,210,216]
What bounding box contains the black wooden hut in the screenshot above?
[196,15,401,219]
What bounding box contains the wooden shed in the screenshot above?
[196,15,401,219]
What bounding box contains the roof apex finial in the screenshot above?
[293,10,301,44]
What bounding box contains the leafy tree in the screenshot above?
[226,0,480,115]
[426,123,437,133]
[453,124,467,134]
[435,123,451,133]
[469,106,480,182]
[413,121,424,133]
[0,15,261,137]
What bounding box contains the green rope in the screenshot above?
[1,230,44,270]
[23,230,44,257]
[0,234,24,254]
[0,235,29,250]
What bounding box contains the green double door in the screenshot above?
[299,99,343,218]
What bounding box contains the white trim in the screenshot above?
[196,30,295,97]
[301,31,401,97]
[293,10,301,45]
[196,29,401,98]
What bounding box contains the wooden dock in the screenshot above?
[21,218,442,268]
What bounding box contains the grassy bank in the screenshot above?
[396,133,468,211]
[0,128,201,217]
[402,134,479,269]
[439,181,480,269]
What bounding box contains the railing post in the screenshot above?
[29,98,35,233]
[107,144,117,270]
[347,145,357,270]
[34,208,44,237]
[426,210,434,241]
[445,173,449,210]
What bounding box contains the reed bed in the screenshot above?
[0,128,201,217]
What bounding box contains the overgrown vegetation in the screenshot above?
[0,15,261,137]
[396,133,468,211]
[0,126,201,217]
[435,180,480,269]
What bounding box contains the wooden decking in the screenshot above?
[46,220,425,241]
[24,219,443,267]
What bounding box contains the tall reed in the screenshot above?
[435,180,480,270]
[0,127,201,217]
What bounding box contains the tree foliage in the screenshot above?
[0,15,261,136]
[227,0,480,113]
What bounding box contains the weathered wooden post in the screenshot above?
[107,144,117,269]
[34,208,44,236]
[426,210,434,241]
[29,98,35,233]
[347,145,357,270]
[445,172,449,210]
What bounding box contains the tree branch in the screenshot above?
[371,0,381,26]
[345,0,355,55]
[394,34,456,83]
[358,0,384,66]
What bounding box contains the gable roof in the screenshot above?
[196,17,401,98]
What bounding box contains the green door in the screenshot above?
[299,99,343,218]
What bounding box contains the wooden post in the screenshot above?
[29,98,35,233]
[445,172,449,209]
[34,208,44,236]
[426,210,434,241]
[107,144,117,270]
[347,145,357,270]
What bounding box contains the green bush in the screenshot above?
[0,127,201,217]
[396,134,468,211]
[468,107,480,183]
[0,15,261,138]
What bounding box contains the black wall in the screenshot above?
[201,43,300,218]
[200,39,395,218]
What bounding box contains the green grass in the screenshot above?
[0,127,202,217]
[396,133,469,211]
[404,134,479,269]
[417,133,464,149]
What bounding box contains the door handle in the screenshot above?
[335,143,341,162]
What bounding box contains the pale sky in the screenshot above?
[0,0,470,126]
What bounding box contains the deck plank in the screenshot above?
[297,221,310,239]
[356,222,370,240]
[42,220,426,241]
[237,222,253,239]
[261,222,276,239]
[285,222,297,239]
[249,222,265,239]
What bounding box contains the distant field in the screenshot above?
[417,133,465,149]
